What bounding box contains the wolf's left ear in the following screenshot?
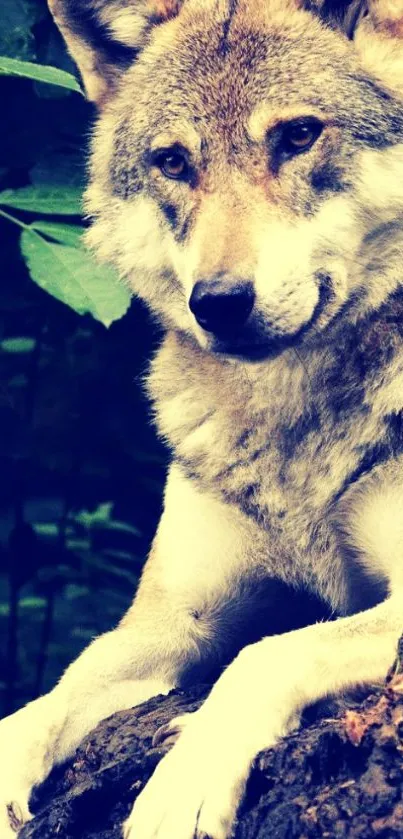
[309,0,367,39]
[312,0,403,90]
[354,0,403,38]
[48,0,184,106]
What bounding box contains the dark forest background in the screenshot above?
[0,0,167,717]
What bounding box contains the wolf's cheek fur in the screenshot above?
[252,207,352,337]
[85,192,190,330]
[254,142,403,339]
[253,190,366,329]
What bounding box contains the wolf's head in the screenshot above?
[51,0,403,360]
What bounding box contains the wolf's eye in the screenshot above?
[155,149,189,180]
[281,119,323,154]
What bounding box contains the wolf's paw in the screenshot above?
[122,709,252,839]
[0,696,56,838]
[122,637,302,838]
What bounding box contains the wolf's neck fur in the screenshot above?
[150,281,403,461]
[148,276,403,608]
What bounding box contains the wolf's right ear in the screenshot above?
[48,0,184,105]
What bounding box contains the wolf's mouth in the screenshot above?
[209,273,334,362]
[211,337,292,362]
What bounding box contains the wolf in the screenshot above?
[1,0,403,836]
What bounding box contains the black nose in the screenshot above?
[189,278,255,337]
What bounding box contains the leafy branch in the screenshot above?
[0,53,131,328]
[0,189,131,327]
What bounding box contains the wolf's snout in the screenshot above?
[189,278,255,337]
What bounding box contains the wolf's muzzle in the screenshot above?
[189,277,255,339]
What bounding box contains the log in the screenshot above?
[19,661,403,839]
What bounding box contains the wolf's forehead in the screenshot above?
[158,0,350,95]
[133,22,347,130]
[108,4,403,174]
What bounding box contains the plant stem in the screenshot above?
[0,206,31,230]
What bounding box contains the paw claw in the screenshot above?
[152,722,174,748]
[152,713,191,748]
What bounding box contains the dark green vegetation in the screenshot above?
[0,0,167,717]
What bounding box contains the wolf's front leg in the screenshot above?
[125,594,403,839]
[0,464,263,837]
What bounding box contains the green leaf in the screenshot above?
[0,56,82,93]
[19,597,47,610]
[0,185,83,215]
[74,503,114,528]
[20,227,131,327]
[73,503,141,535]
[1,337,36,353]
[33,523,59,537]
[31,221,84,247]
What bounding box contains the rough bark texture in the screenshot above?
[19,665,403,839]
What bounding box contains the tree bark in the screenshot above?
[19,663,403,839]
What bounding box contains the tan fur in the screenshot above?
[154,0,183,19]
[1,2,403,838]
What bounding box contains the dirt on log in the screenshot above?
[19,669,403,839]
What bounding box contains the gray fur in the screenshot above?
[2,3,403,839]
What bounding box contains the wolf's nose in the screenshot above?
[189,279,255,336]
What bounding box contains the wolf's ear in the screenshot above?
[360,0,403,38]
[48,0,184,105]
[315,0,403,91]
[304,1,367,38]
[314,0,403,40]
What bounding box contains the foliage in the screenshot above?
[0,55,82,92]
[0,0,166,716]
[0,58,131,325]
